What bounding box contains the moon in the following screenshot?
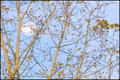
[21,22,37,35]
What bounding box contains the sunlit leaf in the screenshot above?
[93,25,99,32]
[77,48,81,51]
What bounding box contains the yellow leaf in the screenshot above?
[77,48,81,51]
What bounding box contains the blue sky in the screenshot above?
[1,1,119,79]
[105,1,119,23]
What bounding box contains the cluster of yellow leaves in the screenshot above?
[1,5,10,12]
[93,19,119,32]
[109,48,119,54]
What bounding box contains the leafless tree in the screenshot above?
[1,1,119,79]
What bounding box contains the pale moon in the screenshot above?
[21,22,37,35]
